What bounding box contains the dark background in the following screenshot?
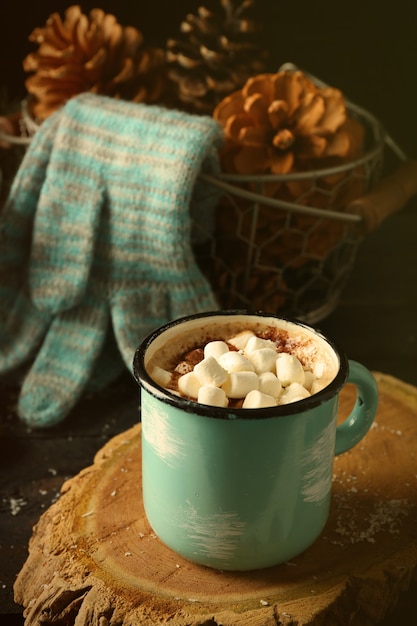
[0,0,416,158]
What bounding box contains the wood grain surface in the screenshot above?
[14,372,417,626]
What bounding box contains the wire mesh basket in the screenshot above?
[192,69,408,324]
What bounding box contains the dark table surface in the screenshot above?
[1,194,417,624]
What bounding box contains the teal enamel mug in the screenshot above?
[133,311,378,571]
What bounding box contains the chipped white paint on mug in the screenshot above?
[178,502,247,562]
[301,420,337,503]
[142,403,185,468]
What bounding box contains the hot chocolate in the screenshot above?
[146,314,339,409]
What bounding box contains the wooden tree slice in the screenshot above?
[14,373,417,625]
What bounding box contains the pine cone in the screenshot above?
[23,4,167,122]
[166,0,268,115]
[213,69,365,177]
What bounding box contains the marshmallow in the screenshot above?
[303,370,316,391]
[247,348,278,374]
[313,361,326,378]
[227,330,255,351]
[204,340,229,360]
[218,350,254,373]
[178,371,202,399]
[245,335,277,353]
[279,382,310,405]
[242,389,277,409]
[276,353,305,386]
[198,385,228,408]
[258,372,282,398]
[310,379,327,394]
[150,365,172,388]
[222,371,258,399]
[194,356,228,387]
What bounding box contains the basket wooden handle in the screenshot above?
[347,159,417,233]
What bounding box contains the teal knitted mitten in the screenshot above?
[0,110,123,416]
[11,94,223,427]
[0,113,61,372]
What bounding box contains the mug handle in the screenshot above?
[335,360,379,456]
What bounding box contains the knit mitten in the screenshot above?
[0,112,62,373]
[15,94,223,427]
[0,109,123,410]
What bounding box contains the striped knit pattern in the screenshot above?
[29,94,223,314]
[0,93,223,427]
[18,299,110,427]
[0,113,65,373]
